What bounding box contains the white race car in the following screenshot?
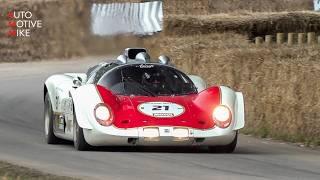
[44,48,245,152]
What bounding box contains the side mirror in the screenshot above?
[72,77,82,88]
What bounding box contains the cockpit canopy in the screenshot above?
[98,64,197,96]
[86,48,176,89]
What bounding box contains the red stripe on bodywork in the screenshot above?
[96,85,120,110]
[96,85,221,130]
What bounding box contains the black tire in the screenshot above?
[73,112,91,151]
[209,132,238,153]
[44,93,60,144]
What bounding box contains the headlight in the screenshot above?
[94,103,113,126]
[212,105,231,128]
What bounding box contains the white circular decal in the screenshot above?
[138,102,185,118]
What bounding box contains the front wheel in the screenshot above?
[73,112,91,151]
[209,132,238,153]
[44,93,60,144]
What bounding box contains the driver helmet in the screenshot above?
[142,72,164,89]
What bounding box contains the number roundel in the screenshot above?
[138,102,185,118]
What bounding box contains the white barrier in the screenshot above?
[315,0,320,11]
[91,1,163,36]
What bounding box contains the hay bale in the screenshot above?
[287,33,295,45]
[164,12,320,38]
[265,35,273,45]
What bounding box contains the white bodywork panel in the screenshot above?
[219,86,245,131]
[70,84,100,130]
[188,75,207,92]
[234,92,245,130]
[45,73,87,112]
[45,73,87,140]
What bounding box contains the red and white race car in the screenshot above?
[44,48,245,152]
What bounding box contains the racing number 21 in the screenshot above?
[152,105,170,111]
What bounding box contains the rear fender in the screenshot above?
[188,75,207,92]
[44,75,73,112]
[219,86,245,130]
[70,84,103,130]
[234,92,245,130]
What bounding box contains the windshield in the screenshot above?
[98,64,197,96]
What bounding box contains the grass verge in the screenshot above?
[0,161,77,180]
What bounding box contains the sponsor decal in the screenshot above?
[138,102,185,118]
[153,113,174,117]
[138,64,154,68]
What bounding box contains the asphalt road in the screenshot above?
[0,57,319,180]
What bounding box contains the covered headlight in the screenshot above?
[94,103,113,126]
[212,105,231,128]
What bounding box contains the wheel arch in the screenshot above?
[219,86,245,130]
[69,84,98,130]
[234,92,245,130]
[44,77,58,111]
